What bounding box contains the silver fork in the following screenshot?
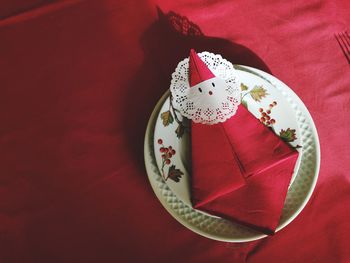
[335,31,350,64]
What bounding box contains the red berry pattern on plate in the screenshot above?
[259,101,277,126]
[158,139,183,182]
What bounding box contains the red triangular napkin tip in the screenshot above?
[189,49,215,87]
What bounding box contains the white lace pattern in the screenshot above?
[170,52,241,125]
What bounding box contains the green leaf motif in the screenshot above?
[168,165,183,182]
[249,85,268,102]
[160,110,174,126]
[175,123,185,138]
[279,128,297,142]
[240,83,249,91]
[241,99,248,109]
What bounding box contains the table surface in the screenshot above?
[0,0,349,262]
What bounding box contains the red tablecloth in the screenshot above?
[1,0,349,262]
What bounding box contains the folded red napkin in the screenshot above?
[191,106,299,235]
[183,50,299,235]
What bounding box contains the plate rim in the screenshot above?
[144,65,321,242]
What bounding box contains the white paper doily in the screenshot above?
[170,52,241,125]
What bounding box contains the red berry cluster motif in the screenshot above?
[158,139,176,165]
[259,101,277,126]
[157,139,183,183]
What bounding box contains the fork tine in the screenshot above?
[344,31,350,46]
[340,32,350,52]
[334,33,347,62]
[339,32,350,62]
[335,32,350,64]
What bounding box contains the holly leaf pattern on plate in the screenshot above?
[160,110,174,126]
[167,165,183,182]
[279,128,297,142]
[250,85,268,102]
[240,83,249,91]
[175,123,185,138]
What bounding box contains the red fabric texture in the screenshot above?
[191,106,299,234]
[189,49,215,86]
[0,0,350,262]
[191,118,246,206]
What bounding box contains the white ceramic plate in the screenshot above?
[144,65,320,242]
[153,67,303,206]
